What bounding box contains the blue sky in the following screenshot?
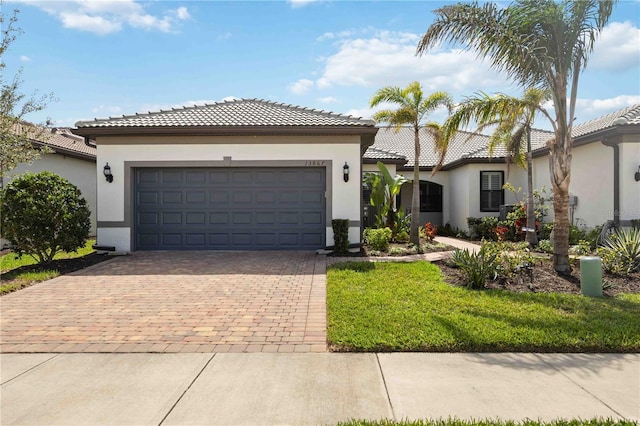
[4,0,640,130]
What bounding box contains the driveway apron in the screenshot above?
[0,251,327,353]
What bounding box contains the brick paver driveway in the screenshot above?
[0,252,327,353]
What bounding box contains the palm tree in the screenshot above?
[441,88,553,247]
[370,82,453,245]
[417,0,616,274]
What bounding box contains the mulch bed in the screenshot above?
[436,257,640,297]
[1,252,111,279]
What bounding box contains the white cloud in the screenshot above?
[19,55,31,62]
[575,95,640,118]
[289,79,315,95]
[318,96,337,103]
[311,31,513,94]
[217,32,232,41]
[91,105,123,115]
[591,21,640,71]
[289,0,320,8]
[316,30,356,42]
[14,1,190,35]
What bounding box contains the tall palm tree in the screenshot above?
[370,82,453,245]
[442,88,553,247]
[417,0,616,274]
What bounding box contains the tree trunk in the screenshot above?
[409,127,421,245]
[552,187,571,274]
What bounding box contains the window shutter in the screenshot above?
[481,172,502,190]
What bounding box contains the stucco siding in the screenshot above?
[96,135,363,251]
[619,140,640,223]
[533,142,615,228]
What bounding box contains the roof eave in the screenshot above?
[72,125,378,139]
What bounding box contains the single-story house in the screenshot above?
[1,127,97,248]
[72,100,638,252]
[72,98,377,252]
[365,104,640,233]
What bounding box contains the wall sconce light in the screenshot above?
[343,162,350,182]
[635,165,640,182]
[103,163,113,183]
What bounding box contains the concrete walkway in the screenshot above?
[1,352,638,425]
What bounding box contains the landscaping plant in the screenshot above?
[0,171,91,264]
[597,228,640,275]
[363,227,393,252]
[450,246,498,289]
[331,219,350,255]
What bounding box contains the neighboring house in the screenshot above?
[532,104,640,229]
[1,127,97,248]
[72,98,377,252]
[365,104,640,232]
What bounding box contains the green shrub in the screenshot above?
[1,172,91,264]
[569,240,592,256]
[537,239,554,254]
[539,223,553,240]
[597,228,640,275]
[394,229,409,243]
[467,216,499,240]
[363,227,392,252]
[482,241,536,280]
[569,225,587,245]
[388,246,409,256]
[450,246,499,289]
[332,219,350,255]
[585,224,603,250]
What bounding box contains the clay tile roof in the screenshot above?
[572,104,640,138]
[43,127,96,157]
[75,98,376,129]
[12,123,95,159]
[371,126,495,168]
[363,146,406,161]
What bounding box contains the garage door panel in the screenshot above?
[134,167,325,250]
[163,192,182,204]
[209,212,229,224]
[161,212,181,225]
[185,233,206,246]
[162,170,182,184]
[255,212,276,225]
[185,191,206,204]
[162,234,182,246]
[210,191,229,204]
[185,171,206,184]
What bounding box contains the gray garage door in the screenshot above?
[134,167,326,250]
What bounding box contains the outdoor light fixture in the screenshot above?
[635,165,640,182]
[343,162,350,182]
[103,163,113,183]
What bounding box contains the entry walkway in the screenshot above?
[1,352,637,424]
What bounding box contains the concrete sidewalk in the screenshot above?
[1,353,638,425]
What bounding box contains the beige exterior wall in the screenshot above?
[96,135,363,252]
[5,153,97,235]
[446,164,525,231]
[619,137,640,223]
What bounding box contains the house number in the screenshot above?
[305,161,325,166]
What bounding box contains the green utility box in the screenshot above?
[580,256,603,297]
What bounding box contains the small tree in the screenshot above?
[1,6,56,184]
[1,172,91,264]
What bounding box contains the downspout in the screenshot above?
[83,136,96,148]
[602,138,620,225]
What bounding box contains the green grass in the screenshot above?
[327,261,640,352]
[0,240,96,294]
[338,419,637,426]
[0,240,96,272]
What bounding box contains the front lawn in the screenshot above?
[327,261,640,352]
[339,419,636,426]
[0,240,107,295]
